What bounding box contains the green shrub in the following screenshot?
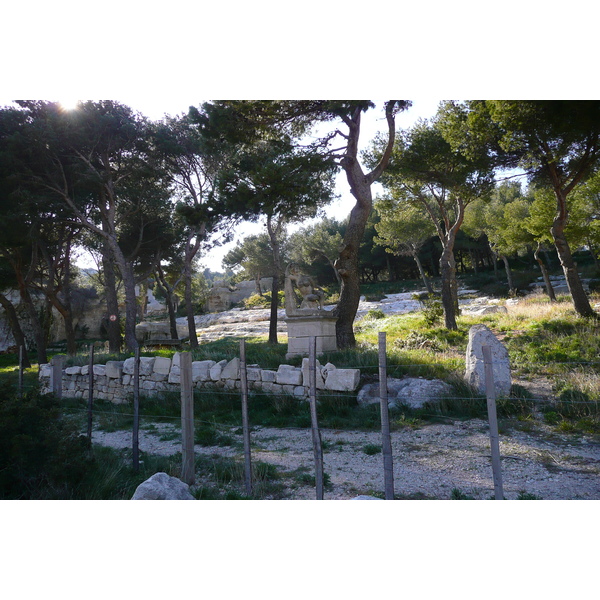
[366,308,386,320]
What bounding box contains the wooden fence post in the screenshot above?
[239,339,253,496]
[87,345,94,441]
[132,347,140,472]
[309,336,325,499]
[482,345,504,500]
[180,351,195,486]
[51,354,65,398]
[379,332,395,500]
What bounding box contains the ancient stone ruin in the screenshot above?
[283,263,337,359]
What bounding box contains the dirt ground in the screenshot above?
[92,416,600,500]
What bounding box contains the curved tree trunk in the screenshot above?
[440,243,458,330]
[156,265,179,340]
[534,243,556,301]
[551,196,596,317]
[500,254,516,297]
[412,251,433,294]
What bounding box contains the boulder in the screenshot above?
[301,358,326,389]
[192,360,216,382]
[105,361,124,379]
[131,473,195,500]
[357,377,452,409]
[123,356,156,376]
[210,359,228,381]
[465,324,511,397]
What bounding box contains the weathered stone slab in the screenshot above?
[301,358,325,389]
[465,324,511,397]
[168,366,181,384]
[247,365,261,381]
[261,369,277,383]
[192,360,215,382]
[93,364,106,377]
[221,357,240,380]
[105,361,124,379]
[153,357,172,375]
[276,364,303,386]
[325,369,360,392]
[210,359,228,381]
[65,366,81,376]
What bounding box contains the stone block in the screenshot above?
[261,369,277,383]
[105,361,124,379]
[168,366,181,384]
[39,364,52,378]
[123,374,132,386]
[65,366,81,376]
[192,360,215,382]
[247,365,261,381]
[293,386,307,397]
[276,364,303,386]
[301,358,325,389]
[131,472,195,500]
[221,357,240,380]
[325,369,361,392]
[93,364,106,377]
[80,365,89,376]
[124,356,157,376]
[210,359,228,381]
[153,357,172,375]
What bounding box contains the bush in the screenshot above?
[0,385,93,499]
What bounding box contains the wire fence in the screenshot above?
[7,333,600,499]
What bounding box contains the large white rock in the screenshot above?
[105,361,124,379]
[210,359,228,381]
[325,369,361,392]
[131,473,195,500]
[465,324,511,397]
[123,356,156,376]
[357,377,452,409]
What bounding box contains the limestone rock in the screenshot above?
[210,359,228,381]
[325,369,360,392]
[192,360,215,382]
[357,377,453,409]
[153,357,172,375]
[105,361,124,379]
[465,324,511,397]
[131,473,195,500]
[276,364,303,386]
[301,358,325,389]
[65,366,81,376]
[221,357,240,380]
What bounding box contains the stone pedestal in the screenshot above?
[285,315,338,359]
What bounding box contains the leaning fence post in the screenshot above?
[132,347,140,472]
[309,336,325,500]
[51,354,65,399]
[482,345,504,500]
[180,351,195,486]
[379,332,395,500]
[239,339,253,496]
[87,344,95,441]
[18,345,24,397]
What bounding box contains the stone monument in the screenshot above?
[284,263,338,359]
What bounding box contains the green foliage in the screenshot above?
[366,308,386,320]
[363,443,382,455]
[412,293,444,327]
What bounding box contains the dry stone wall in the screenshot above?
[38,353,361,404]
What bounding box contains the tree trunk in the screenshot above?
[500,255,516,296]
[101,241,122,353]
[412,251,433,294]
[551,195,596,317]
[440,243,458,330]
[110,241,139,352]
[534,243,556,301]
[0,293,31,368]
[266,214,283,345]
[19,285,47,365]
[156,266,179,340]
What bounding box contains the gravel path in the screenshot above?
[92,419,600,500]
